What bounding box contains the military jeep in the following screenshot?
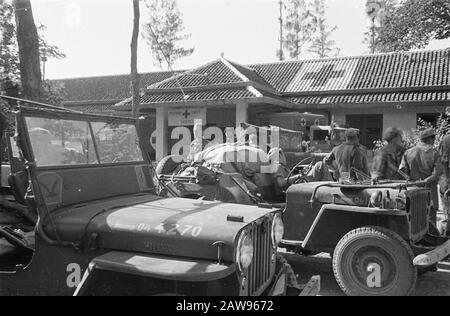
[281,181,450,296]
[0,98,315,296]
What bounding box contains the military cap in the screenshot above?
[420,128,436,140]
[345,128,359,139]
[383,127,402,142]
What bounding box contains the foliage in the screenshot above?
[0,1,67,162]
[374,108,450,151]
[41,80,67,106]
[142,0,194,69]
[431,0,450,40]
[0,0,19,138]
[413,110,450,149]
[282,0,315,60]
[0,0,19,83]
[308,0,340,58]
[94,123,142,163]
[366,0,450,53]
[281,0,339,59]
[0,0,67,132]
[0,1,66,89]
[277,0,285,61]
[37,25,66,63]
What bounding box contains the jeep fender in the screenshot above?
[299,204,410,253]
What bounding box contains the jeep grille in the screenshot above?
[248,216,275,296]
[407,190,429,241]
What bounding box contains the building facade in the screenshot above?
[57,49,450,160]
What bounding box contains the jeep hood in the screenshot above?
[44,194,275,262]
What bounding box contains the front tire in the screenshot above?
[333,226,417,296]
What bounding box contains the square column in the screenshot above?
[235,102,249,128]
[155,106,169,161]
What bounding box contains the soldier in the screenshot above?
[399,128,442,226]
[325,128,369,182]
[188,121,207,162]
[306,158,339,182]
[439,133,450,234]
[371,127,405,182]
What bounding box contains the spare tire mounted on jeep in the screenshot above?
[155,155,183,176]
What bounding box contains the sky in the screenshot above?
[31,0,450,80]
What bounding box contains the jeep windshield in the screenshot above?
[13,108,154,213]
[24,114,143,167]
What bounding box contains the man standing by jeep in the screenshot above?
[399,128,443,226]
[371,127,405,182]
[325,128,369,182]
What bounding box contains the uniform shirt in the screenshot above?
[399,142,442,183]
[306,161,336,182]
[325,142,369,180]
[439,134,450,168]
[371,144,403,181]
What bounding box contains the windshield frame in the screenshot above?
[19,107,146,170]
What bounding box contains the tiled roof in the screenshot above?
[151,58,278,95]
[57,49,449,113]
[142,87,255,103]
[115,87,265,110]
[291,90,450,105]
[153,59,242,89]
[111,58,289,111]
[251,49,450,94]
[54,71,182,102]
[227,60,275,89]
[250,61,304,92]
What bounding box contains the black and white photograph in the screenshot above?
[0,0,449,299]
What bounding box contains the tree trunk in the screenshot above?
[278,0,284,61]
[14,0,42,101]
[131,0,140,117]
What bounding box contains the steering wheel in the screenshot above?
[286,157,315,184]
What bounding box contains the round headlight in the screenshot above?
[235,230,254,271]
[271,213,284,247]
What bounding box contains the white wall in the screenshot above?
[331,104,447,133]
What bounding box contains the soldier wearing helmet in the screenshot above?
[371,127,405,182]
[325,128,369,182]
[399,127,443,225]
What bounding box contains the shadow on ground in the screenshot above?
[283,251,450,296]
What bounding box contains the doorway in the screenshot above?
[346,114,383,149]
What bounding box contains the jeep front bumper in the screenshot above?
[413,239,450,267]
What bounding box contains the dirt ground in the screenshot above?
[2,239,449,296]
[285,251,450,296]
